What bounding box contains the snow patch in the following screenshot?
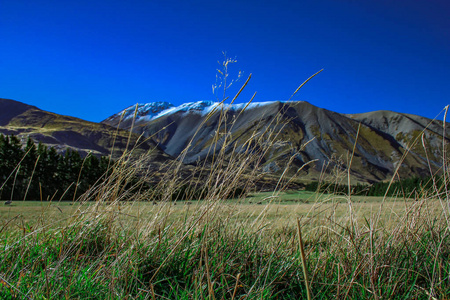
[117,100,279,122]
[116,102,174,122]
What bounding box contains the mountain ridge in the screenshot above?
[1,97,448,184]
[103,100,449,183]
[0,98,171,165]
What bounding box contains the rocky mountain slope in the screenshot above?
[103,100,449,183]
[2,97,446,184]
[0,98,170,164]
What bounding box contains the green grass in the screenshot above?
[0,190,448,299]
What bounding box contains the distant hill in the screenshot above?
[0,98,171,165]
[103,100,450,183]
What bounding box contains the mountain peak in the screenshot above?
[0,98,41,126]
[107,101,175,123]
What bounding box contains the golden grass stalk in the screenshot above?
[297,218,312,300]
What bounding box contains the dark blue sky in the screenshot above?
[1,0,449,122]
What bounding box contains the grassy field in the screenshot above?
[1,187,448,299]
[0,191,415,229]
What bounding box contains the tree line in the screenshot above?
[304,175,444,198]
[0,134,245,202]
[0,134,111,201]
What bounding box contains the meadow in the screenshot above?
[0,192,412,229]
[1,183,448,299]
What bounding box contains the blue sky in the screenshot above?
[1,0,449,122]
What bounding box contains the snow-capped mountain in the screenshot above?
[103,100,279,125]
[1,97,448,183]
[103,100,450,183]
[108,101,174,122]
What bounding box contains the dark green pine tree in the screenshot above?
[60,149,84,199]
[45,146,64,199]
[20,138,39,200]
[32,142,59,200]
[0,134,9,198]
[82,153,102,187]
[0,135,25,200]
[0,134,8,183]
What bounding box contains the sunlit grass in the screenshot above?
[1,189,448,299]
[0,193,422,230]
